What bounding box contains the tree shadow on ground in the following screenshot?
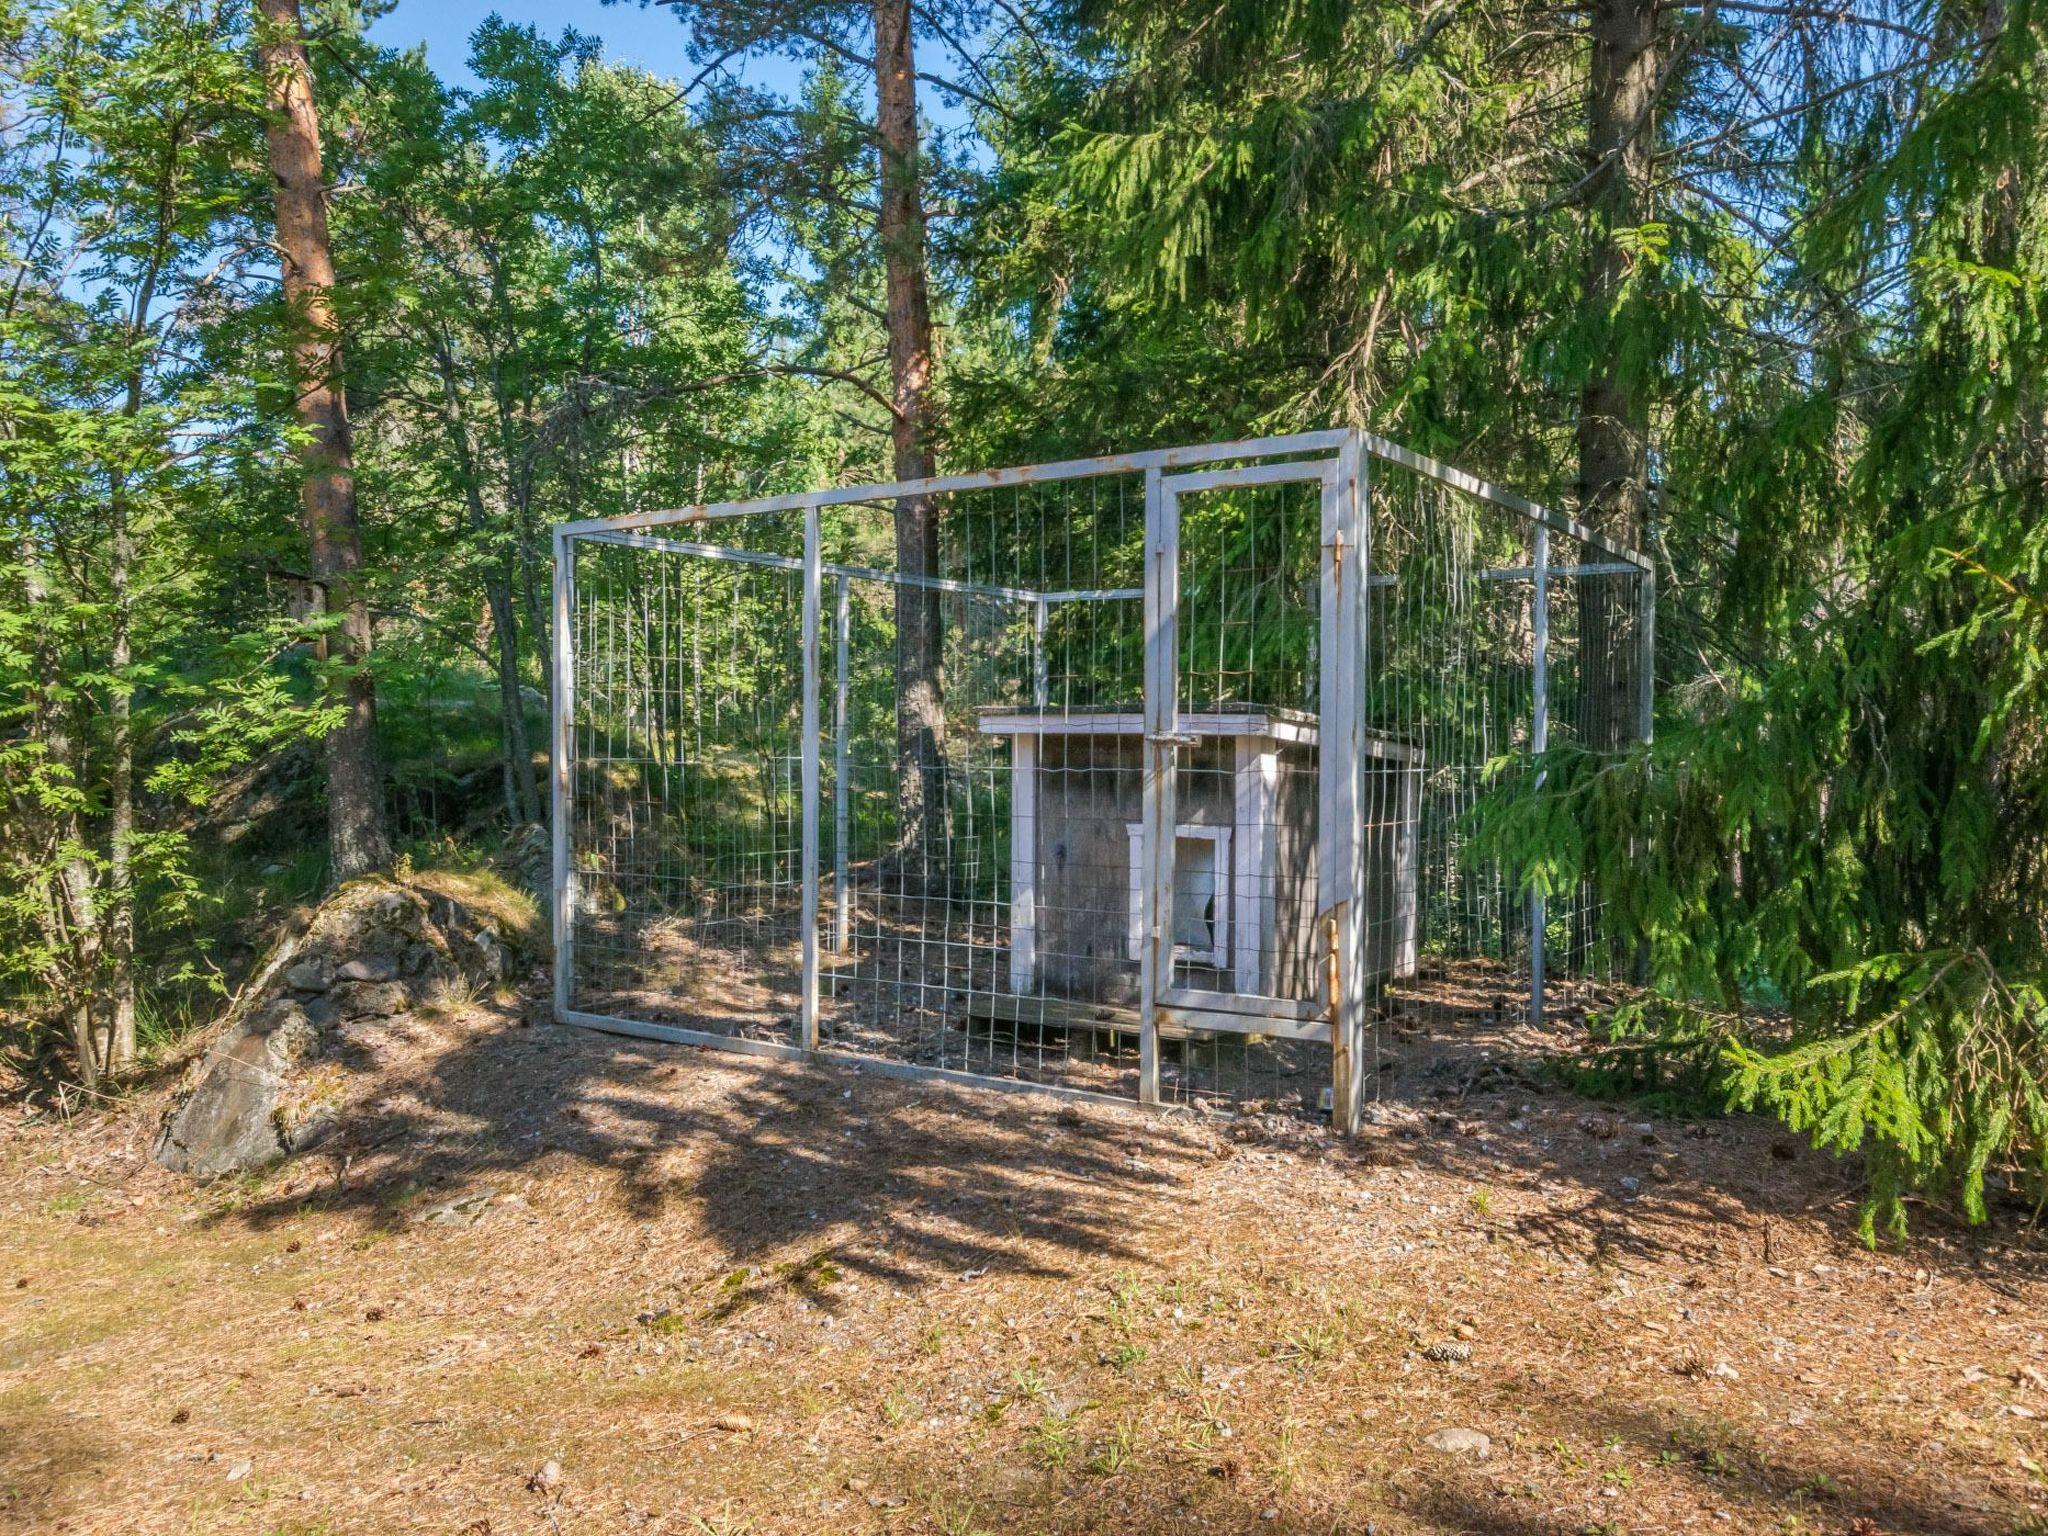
[1396,1390,2021,1536]
[158,989,2048,1534]
[204,973,2048,1295]
[1345,982,2048,1288]
[935,1385,2023,1535]
[207,1000,1201,1295]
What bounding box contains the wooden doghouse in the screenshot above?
[977,709,1422,1011]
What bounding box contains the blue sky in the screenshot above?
[368,1,821,103]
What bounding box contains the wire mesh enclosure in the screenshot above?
[550,431,1652,1129]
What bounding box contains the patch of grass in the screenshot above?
[1104,1342,1147,1373]
[1796,1471,1837,1500]
[682,1505,755,1536]
[370,1177,424,1221]
[1086,1415,1141,1476]
[880,1384,916,1426]
[1667,1415,1757,1477]
[1269,1419,1300,1499]
[924,1493,989,1536]
[775,1249,844,1302]
[1551,1439,1589,1475]
[1274,1322,1340,1368]
[403,864,544,958]
[1024,1406,1080,1470]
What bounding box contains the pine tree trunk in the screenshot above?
[872,0,948,870]
[1577,0,1657,752]
[257,0,392,882]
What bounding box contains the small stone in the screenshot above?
[528,1460,563,1493]
[283,960,329,993]
[335,955,399,983]
[225,1460,251,1482]
[420,1191,494,1226]
[1618,1175,1642,1195]
[336,980,408,1019]
[1424,1427,1490,1459]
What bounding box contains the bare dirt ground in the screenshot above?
[4,991,2046,1536]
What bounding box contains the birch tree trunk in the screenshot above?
[15,522,104,1087]
[872,0,948,869]
[105,463,136,1074]
[257,0,392,881]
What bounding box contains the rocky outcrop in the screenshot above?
[153,870,540,1178]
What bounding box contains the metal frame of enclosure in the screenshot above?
[550,430,1652,1132]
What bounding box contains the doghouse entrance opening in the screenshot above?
[1123,824,1230,968]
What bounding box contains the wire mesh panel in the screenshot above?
[560,515,812,1042]
[551,431,1652,1125]
[1360,455,1652,1097]
[818,474,1153,1097]
[1156,473,1337,1113]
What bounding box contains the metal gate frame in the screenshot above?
[549,429,1653,1132]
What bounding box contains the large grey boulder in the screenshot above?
[153,871,540,1179]
[153,1002,326,1177]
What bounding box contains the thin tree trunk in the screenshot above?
[432,337,541,823]
[15,520,104,1087]
[1577,0,1657,752]
[105,464,136,1074]
[873,0,947,869]
[258,0,392,882]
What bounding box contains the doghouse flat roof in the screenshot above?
[975,709,1424,762]
[977,707,1315,744]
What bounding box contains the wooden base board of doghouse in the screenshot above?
[963,990,1332,1048]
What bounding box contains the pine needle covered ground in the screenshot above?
[4,999,2045,1535]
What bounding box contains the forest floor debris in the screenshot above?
[3,991,2045,1534]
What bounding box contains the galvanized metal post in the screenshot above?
[1639,562,1656,745]
[1137,467,1172,1106]
[1032,595,1050,710]
[1323,436,1369,1135]
[550,528,576,1022]
[799,501,822,1051]
[1529,522,1550,1029]
[833,574,851,955]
